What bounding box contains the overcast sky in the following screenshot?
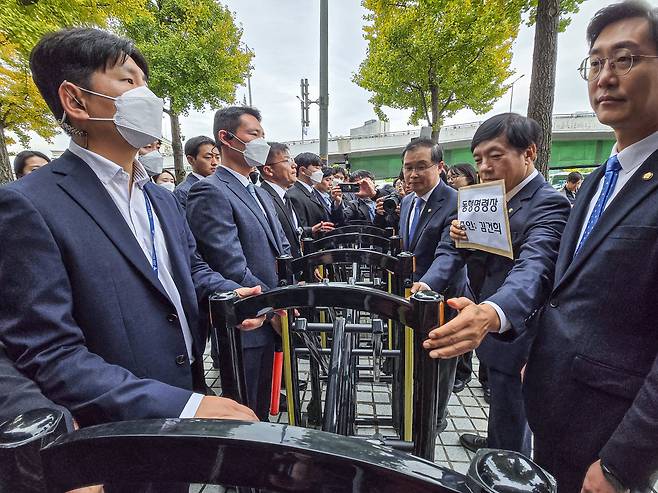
[14,0,658,155]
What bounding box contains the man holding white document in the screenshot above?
[423,113,571,456]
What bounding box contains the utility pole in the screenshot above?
[508,74,524,113]
[319,0,328,162]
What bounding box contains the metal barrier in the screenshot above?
[39,420,471,493]
[209,283,443,460]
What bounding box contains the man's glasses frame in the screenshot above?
[578,47,658,81]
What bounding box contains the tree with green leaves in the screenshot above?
[120,0,251,182]
[0,45,57,183]
[0,0,147,183]
[525,0,586,177]
[354,0,527,143]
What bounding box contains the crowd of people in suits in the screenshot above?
[2,1,658,491]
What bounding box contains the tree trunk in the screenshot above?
[0,122,14,184]
[169,110,186,183]
[527,0,560,179]
[429,84,442,144]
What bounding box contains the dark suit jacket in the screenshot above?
[399,182,469,300]
[173,172,200,210]
[524,150,658,489]
[0,151,241,426]
[186,167,291,348]
[260,181,302,258]
[0,343,73,429]
[472,174,570,375]
[334,197,376,226]
[286,181,342,235]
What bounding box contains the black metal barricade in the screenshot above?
[0,408,68,493]
[209,283,443,460]
[39,419,474,493]
[320,224,394,239]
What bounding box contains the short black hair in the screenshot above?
[294,152,322,175]
[321,166,334,179]
[13,150,51,176]
[184,136,215,158]
[401,138,443,164]
[213,106,262,148]
[30,28,149,122]
[587,1,658,51]
[471,113,541,153]
[332,166,348,177]
[448,163,478,186]
[264,142,290,166]
[350,169,375,181]
[567,171,584,183]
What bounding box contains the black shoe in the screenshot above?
[452,377,471,394]
[298,381,308,392]
[437,417,448,433]
[459,433,488,452]
[482,385,491,404]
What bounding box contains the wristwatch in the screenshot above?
[600,462,628,493]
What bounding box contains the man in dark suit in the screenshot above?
[286,152,335,237]
[429,114,570,457]
[0,28,258,429]
[397,138,472,431]
[258,142,303,258]
[331,169,382,226]
[187,106,291,420]
[173,135,219,210]
[522,4,658,491]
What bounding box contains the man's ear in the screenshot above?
[216,130,232,148]
[186,155,195,166]
[260,165,273,178]
[525,144,538,164]
[58,81,89,125]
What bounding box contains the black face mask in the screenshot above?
[249,170,260,185]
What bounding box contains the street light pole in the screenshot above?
[319,0,328,162]
[509,74,525,113]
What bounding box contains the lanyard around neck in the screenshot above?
[143,191,158,275]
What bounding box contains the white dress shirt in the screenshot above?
[298,179,314,194]
[191,172,205,181]
[69,141,203,418]
[408,179,442,237]
[220,165,267,215]
[483,169,538,334]
[576,130,658,245]
[266,180,299,229]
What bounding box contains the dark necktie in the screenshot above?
[408,197,425,244]
[575,155,622,255]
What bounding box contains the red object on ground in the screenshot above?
[270,351,283,415]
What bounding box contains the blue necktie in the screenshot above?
[246,183,266,216]
[408,197,425,244]
[575,155,622,255]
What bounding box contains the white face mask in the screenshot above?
[68,84,164,149]
[309,169,324,184]
[228,133,270,167]
[159,181,175,192]
[139,150,164,177]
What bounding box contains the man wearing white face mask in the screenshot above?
[187,106,291,421]
[0,27,262,445]
[286,152,337,236]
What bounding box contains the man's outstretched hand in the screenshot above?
[423,297,500,358]
[235,286,265,330]
[194,395,258,421]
